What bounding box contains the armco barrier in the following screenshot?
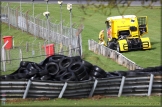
[88,39,143,70]
[0,74,161,99]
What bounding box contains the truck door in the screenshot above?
[137,16,148,36]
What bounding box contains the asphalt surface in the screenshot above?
[1,0,161,6]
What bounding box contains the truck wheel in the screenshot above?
[116,43,121,52]
[108,41,116,50]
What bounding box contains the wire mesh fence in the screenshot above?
[1,4,83,72]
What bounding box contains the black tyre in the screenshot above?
[116,42,121,52]
[106,72,114,78]
[38,56,51,67]
[38,69,49,76]
[155,66,162,72]
[70,56,82,62]
[20,61,32,67]
[85,67,91,74]
[126,71,137,77]
[144,67,155,72]
[0,75,6,80]
[17,73,26,78]
[109,72,122,77]
[4,75,15,80]
[18,67,30,78]
[79,73,89,81]
[18,67,28,73]
[49,54,65,64]
[108,41,116,50]
[40,75,51,81]
[28,69,38,76]
[32,63,44,72]
[133,69,143,72]
[82,60,93,70]
[55,69,68,80]
[76,67,88,80]
[45,62,59,76]
[115,71,127,76]
[92,65,107,76]
[59,57,74,69]
[60,72,76,82]
[30,74,40,80]
[90,70,106,78]
[12,73,21,79]
[87,76,94,81]
[136,72,151,76]
[26,63,38,72]
[68,62,84,75]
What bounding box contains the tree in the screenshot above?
[77,0,161,16]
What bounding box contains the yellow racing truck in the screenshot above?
[105,15,151,52]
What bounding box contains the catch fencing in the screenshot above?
[1,4,82,51]
[0,74,161,99]
[1,41,79,72]
[1,4,83,72]
[88,39,143,70]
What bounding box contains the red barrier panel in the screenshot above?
[3,36,13,50]
[44,44,54,57]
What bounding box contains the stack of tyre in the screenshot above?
[0,54,107,81]
[0,54,162,81]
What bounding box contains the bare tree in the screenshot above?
[78,0,161,16]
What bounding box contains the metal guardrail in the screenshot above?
[88,39,143,70]
[0,74,161,99]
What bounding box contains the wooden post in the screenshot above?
[26,42,29,52]
[6,50,11,64]
[59,42,63,55]
[68,45,72,57]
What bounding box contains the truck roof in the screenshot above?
[107,15,136,21]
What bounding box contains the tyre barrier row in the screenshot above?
[0,54,162,82]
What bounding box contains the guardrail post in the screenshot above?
[118,76,125,97]
[148,74,154,96]
[89,79,98,97]
[1,40,9,71]
[23,80,31,99]
[58,82,67,98]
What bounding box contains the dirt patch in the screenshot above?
[89,95,117,100]
[6,97,50,104]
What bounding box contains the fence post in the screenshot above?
[1,40,9,71]
[118,76,126,97]
[23,80,31,99]
[89,79,98,97]
[58,82,68,98]
[26,42,29,52]
[19,48,23,61]
[59,42,63,55]
[6,50,11,64]
[68,45,72,57]
[39,42,42,56]
[148,74,154,96]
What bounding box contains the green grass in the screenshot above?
[1,3,161,71]
[5,96,161,106]
[1,2,161,106]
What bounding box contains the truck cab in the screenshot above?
[105,15,151,52]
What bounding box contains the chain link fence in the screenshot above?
[1,4,83,72]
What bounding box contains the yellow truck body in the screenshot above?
[105,15,151,52]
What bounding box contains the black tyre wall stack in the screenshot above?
[0,54,162,81]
